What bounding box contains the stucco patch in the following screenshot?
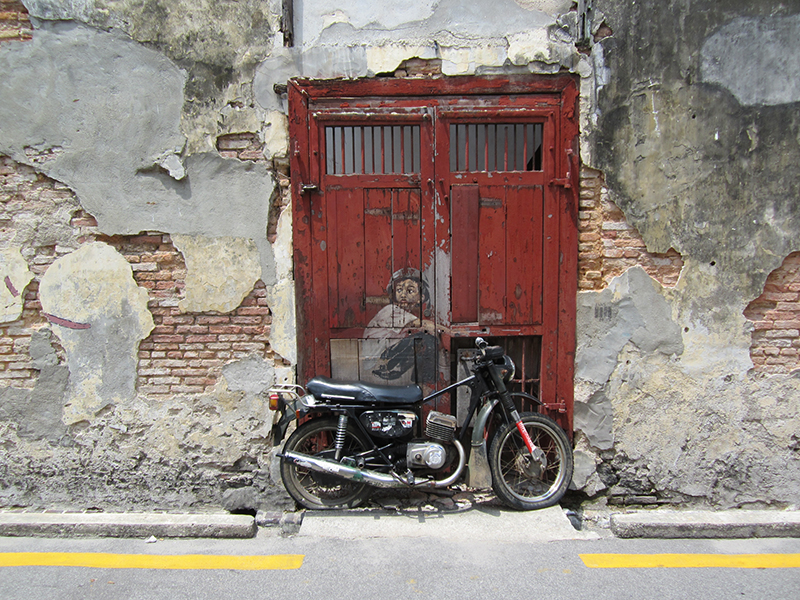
[701,15,800,106]
[0,248,33,323]
[39,242,154,424]
[171,235,262,314]
[575,266,684,385]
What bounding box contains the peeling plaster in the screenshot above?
[264,204,296,365]
[171,234,262,314]
[0,248,33,323]
[0,328,69,442]
[23,0,280,152]
[255,0,581,101]
[0,23,278,286]
[39,243,154,424]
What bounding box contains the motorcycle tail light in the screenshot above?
[269,393,281,411]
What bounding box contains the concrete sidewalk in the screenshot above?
[1,507,799,540]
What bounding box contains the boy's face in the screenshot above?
[394,278,421,311]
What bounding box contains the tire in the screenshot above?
[488,412,573,510]
[280,417,373,510]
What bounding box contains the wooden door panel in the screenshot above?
[505,185,544,325]
[451,184,544,326]
[477,186,507,325]
[364,188,393,325]
[450,185,480,323]
[328,187,367,329]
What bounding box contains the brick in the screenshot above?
[232,342,266,352]
[152,335,185,344]
[234,307,268,316]
[196,316,231,325]
[207,343,232,350]
[0,370,32,379]
[209,325,243,334]
[231,316,262,325]
[176,325,210,334]
[162,315,194,325]
[138,385,171,395]
[217,334,248,342]
[170,385,204,394]
[139,368,170,377]
[186,334,217,344]
[183,377,217,386]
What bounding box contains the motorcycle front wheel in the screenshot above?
[488,412,573,510]
[280,417,373,510]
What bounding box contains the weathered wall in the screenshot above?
[1,0,798,511]
[573,0,800,508]
[0,0,296,510]
[0,0,590,511]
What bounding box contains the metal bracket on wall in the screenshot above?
[282,0,294,47]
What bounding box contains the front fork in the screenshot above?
[491,370,547,468]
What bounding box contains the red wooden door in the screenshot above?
[290,77,578,430]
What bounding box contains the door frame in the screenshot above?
[288,75,579,430]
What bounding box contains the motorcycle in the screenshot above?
[268,338,573,511]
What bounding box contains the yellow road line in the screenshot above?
[580,553,800,569]
[0,552,304,571]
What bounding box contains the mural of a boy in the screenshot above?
[363,268,436,384]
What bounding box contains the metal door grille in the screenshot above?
[326,125,421,175]
[450,123,543,172]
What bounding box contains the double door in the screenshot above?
[289,76,578,429]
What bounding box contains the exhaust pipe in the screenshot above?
[281,440,466,489]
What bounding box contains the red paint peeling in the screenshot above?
[4,276,19,297]
[44,313,91,330]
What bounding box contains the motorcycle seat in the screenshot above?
[306,376,423,405]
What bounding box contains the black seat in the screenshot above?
[306,377,423,405]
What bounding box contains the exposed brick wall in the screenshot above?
[1,155,280,396]
[393,58,443,78]
[744,252,800,374]
[0,0,31,44]
[102,232,273,396]
[1,157,74,387]
[578,166,684,290]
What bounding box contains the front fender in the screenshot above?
[464,392,543,488]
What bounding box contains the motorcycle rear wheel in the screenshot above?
[280,417,373,510]
[488,412,573,510]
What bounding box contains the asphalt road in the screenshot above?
[0,524,798,600]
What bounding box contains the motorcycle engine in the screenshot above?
[407,442,447,470]
[405,410,459,470]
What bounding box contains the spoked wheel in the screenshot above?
[488,412,573,510]
[280,418,373,510]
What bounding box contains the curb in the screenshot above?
[611,510,800,539]
[0,512,257,539]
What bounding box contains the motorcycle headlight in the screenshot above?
[497,355,515,383]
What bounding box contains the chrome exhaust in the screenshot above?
[281,440,466,489]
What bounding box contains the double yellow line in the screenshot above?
[0,552,304,570]
[581,554,800,569]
